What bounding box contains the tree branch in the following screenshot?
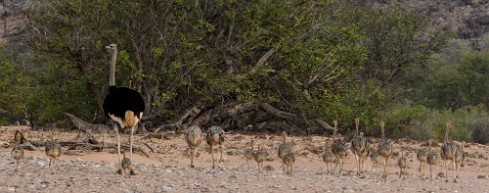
[250,48,278,74]
[259,103,306,127]
[64,113,110,133]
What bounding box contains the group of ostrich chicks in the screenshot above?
[324,119,466,182]
[7,118,466,182]
[186,118,466,183]
[10,130,62,174]
[327,119,465,182]
[9,129,136,177]
[185,124,295,174]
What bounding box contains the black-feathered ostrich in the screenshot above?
[102,44,145,174]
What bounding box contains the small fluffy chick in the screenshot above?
[254,145,267,173]
[45,139,62,174]
[283,152,295,175]
[11,144,24,172]
[206,126,225,168]
[11,130,25,172]
[322,148,335,173]
[244,140,256,166]
[118,152,135,176]
[185,125,203,168]
[398,147,408,179]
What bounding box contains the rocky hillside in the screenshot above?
[0,0,29,51]
[3,0,489,49]
[369,0,489,47]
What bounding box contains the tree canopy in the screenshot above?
[7,0,484,142]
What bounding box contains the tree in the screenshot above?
[27,0,114,124]
[423,51,489,110]
[347,4,452,100]
[0,47,29,124]
[23,0,454,135]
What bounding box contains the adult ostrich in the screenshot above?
[102,44,145,174]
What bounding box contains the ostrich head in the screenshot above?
[105,44,117,52]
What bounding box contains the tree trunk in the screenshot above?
[64,112,110,133]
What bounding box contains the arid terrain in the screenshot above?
[0,126,489,193]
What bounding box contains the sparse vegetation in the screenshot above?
[468,119,489,144]
[0,0,488,143]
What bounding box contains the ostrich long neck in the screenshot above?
[330,123,337,150]
[355,118,359,136]
[381,126,385,139]
[332,128,337,141]
[444,125,449,142]
[109,49,117,86]
[332,121,338,141]
[14,131,20,144]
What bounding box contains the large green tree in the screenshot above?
[347,4,453,101]
[22,0,452,135]
[423,51,489,109]
[0,48,28,124]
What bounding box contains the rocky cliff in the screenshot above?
[367,0,489,47]
[3,0,489,49]
[0,0,29,50]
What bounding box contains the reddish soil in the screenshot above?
[0,126,489,193]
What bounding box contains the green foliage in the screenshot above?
[379,104,434,140]
[435,106,487,141]
[24,55,99,126]
[436,39,472,65]
[468,118,489,144]
[379,104,485,141]
[422,51,489,109]
[347,4,453,100]
[14,0,480,144]
[0,48,28,124]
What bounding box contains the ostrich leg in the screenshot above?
[113,123,122,171]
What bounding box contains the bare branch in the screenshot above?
[314,119,335,131]
[250,48,278,74]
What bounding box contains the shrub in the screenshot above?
[469,119,489,144]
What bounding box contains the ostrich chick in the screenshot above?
[11,144,24,172]
[278,132,291,160]
[244,140,256,166]
[398,147,408,179]
[118,152,135,177]
[283,152,295,175]
[331,120,347,174]
[351,118,370,175]
[417,147,428,173]
[206,126,225,168]
[427,139,440,181]
[322,147,335,174]
[377,121,393,179]
[11,130,25,172]
[45,139,62,174]
[254,145,267,173]
[185,125,203,168]
[370,148,381,172]
[454,141,466,179]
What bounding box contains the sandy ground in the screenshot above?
[0,126,489,193]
